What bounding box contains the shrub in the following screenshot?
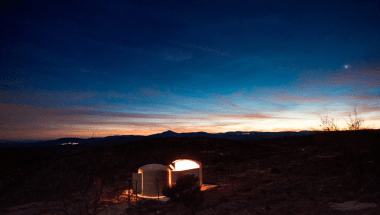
[163,175,204,215]
[319,115,339,131]
[345,108,364,131]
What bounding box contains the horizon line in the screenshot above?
[0,129,318,142]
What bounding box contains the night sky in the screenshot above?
[1,0,379,140]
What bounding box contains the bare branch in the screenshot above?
[319,115,339,131]
[346,108,364,131]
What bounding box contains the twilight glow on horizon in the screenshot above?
[1,0,379,140]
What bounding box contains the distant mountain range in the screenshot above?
[0,130,315,147]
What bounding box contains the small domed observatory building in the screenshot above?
[132,159,202,198]
[132,164,170,197]
[170,159,202,186]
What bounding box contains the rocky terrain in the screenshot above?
[1,129,379,214]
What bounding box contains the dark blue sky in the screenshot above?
[1,0,379,140]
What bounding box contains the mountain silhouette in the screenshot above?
[0,130,316,147]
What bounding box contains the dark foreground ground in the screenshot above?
[1,130,380,214]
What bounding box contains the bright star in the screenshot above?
[344,65,349,69]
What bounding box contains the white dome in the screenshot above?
[138,164,169,171]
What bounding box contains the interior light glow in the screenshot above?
[172,160,200,171]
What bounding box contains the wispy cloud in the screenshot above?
[342,104,380,116]
[351,92,380,101]
[183,43,231,57]
[215,113,272,120]
[139,87,164,98]
[0,103,181,139]
[0,101,297,140]
[160,50,192,62]
[327,69,380,90]
[214,94,253,111]
[80,69,109,75]
[1,73,379,140]
[295,65,379,92]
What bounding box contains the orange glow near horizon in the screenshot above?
[2,101,379,140]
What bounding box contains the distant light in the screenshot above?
[61,142,79,145]
[344,65,349,69]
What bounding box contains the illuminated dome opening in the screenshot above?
[172,159,200,171]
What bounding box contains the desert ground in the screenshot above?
[1,130,379,214]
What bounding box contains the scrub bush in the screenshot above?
[163,175,204,215]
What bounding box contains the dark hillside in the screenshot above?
[1,130,380,214]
